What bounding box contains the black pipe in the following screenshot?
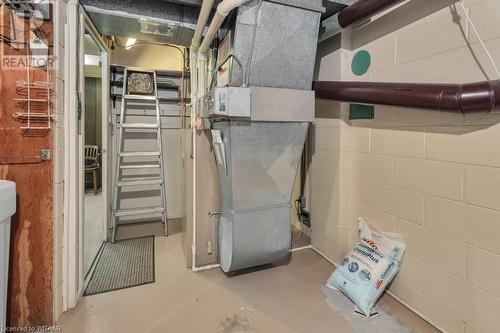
[338,0,405,29]
[313,80,500,114]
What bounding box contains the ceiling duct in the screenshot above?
[80,0,202,46]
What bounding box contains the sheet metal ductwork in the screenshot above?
[222,0,324,89]
[313,80,500,114]
[208,0,322,272]
[80,0,201,46]
[213,122,309,272]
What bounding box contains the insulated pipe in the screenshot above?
[191,0,214,49]
[190,0,213,103]
[313,80,500,114]
[199,0,251,53]
[190,0,215,273]
[320,0,403,40]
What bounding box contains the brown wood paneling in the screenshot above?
[84,77,102,188]
[0,5,54,327]
[84,77,102,147]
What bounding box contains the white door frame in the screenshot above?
[83,10,111,254]
[63,0,84,310]
[62,1,110,311]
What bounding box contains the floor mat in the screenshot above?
[84,236,155,296]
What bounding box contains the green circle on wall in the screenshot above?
[352,50,371,76]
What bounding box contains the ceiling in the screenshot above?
[81,0,349,46]
[81,0,201,46]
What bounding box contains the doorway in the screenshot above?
[82,30,108,277]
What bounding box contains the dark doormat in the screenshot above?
[84,236,155,296]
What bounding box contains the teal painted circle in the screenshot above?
[351,50,371,76]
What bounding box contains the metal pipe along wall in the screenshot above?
[313,80,500,114]
[337,0,404,29]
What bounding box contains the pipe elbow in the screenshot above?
[191,0,215,49]
[459,80,500,114]
[217,0,250,16]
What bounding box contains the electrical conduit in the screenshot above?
[190,0,214,272]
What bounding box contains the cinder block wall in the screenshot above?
[312,0,500,332]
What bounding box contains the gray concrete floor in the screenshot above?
[83,192,106,276]
[60,226,439,333]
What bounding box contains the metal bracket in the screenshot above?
[40,149,51,161]
[208,211,221,217]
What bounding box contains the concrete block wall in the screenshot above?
[312,0,500,332]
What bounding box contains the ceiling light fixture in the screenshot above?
[125,38,137,49]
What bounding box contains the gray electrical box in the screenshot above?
[203,87,314,122]
[204,87,251,118]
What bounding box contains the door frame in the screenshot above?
[62,0,110,311]
[83,10,111,254]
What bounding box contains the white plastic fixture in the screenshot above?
[125,38,137,49]
[0,180,16,329]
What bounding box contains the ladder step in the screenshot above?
[120,123,159,129]
[112,68,167,243]
[120,164,161,169]
[115,206,164,217]
[118,177,163,186]
[120,151,161,157]
[123,95,157,101]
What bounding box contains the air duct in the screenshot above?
[320,0,404,41]
[313,80,500,114]
[207,0,323,273]
[213,121,309,272]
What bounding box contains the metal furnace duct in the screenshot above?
[224,0,323,89]
[208,0,320,273]
[212,121,309,272]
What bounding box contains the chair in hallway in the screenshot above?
[85,145,100,195]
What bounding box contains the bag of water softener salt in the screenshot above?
[327,218,406,316]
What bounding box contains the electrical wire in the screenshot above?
[113,36,189,128]
[460,1,500,80]
[291,199,304,247]
[209,53,245,90]
[113,37,186,69]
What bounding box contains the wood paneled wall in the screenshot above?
[84,77,102,148]
[0,6,54,326]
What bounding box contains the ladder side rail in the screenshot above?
[155,71,168,236]
[111,68,128,243]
